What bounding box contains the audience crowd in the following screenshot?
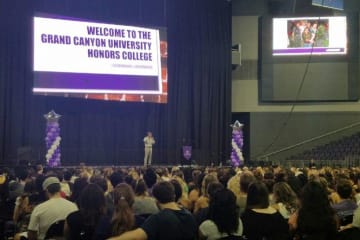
[0,163,360,240]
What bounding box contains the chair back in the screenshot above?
[44,220,65,240]
[219,235,245,240]
[337,227,360,240]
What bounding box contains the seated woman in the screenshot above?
[237,171,256,215]
[288,181,338,240]
[199,188,243,240]
[194,182,224,226]
[194,174,218,213]
[64,183,108,239]
[13,180,41,240]
[133,179,159,217]
[13,180,37,232]
[241,181,290,240]
[110,183,144,236]
[272,182,298,219]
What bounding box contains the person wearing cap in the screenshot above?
[27,176,78,240]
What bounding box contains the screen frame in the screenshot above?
[32,13,168,103]
[258,13,359,103]
[261,14,358,64]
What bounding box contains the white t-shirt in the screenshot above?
[28,197,78,240]
[277,202,292,219]
[143,136,155,148]
[199,218,243,240]
[352,206,360,228]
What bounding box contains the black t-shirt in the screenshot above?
[241,209,290,240]
[141,208,197,240]
[66,211,111,240]
[194,207,209,227]
[67,211,145,240]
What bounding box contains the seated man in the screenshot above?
[108,181,197,240]
[332,179,358,226]
[27,177,78,240]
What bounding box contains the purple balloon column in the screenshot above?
[230,120,244,167]
[44,110,62,167]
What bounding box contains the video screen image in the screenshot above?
[273,16,347,56]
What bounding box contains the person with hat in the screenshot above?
[27,176,78,240]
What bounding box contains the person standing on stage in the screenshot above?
[144,132,155,166]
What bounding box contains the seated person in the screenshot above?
[199,188,243,239]
[133,179,159,216]
[241,181,290,240]
[289,181,338,240]
[332,179,357,226]
[64,183,107,239]
[27,177,78,240]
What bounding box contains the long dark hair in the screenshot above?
[70,177,89,204]
[246,181,269,209]
[297,181,337,239]
[111,183,135,236]
[208,188,239,235]
[134,179,147,196]
[79,183,106,227]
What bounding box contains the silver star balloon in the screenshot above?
[44,110,62,121]
[230,120,244,130]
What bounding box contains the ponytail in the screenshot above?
[111,184,135,236]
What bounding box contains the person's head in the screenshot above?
[90,175,108,193]
[42,176,61,197]
[63,170,72,181]
[297,181,337,235]
[36,164,43,174]
[124,175,135,189]
[147,131,152,137]
[109,171,124,188]
[299,181,332,211]
[240,171,256,194]
[274,170,287,183]
[152,181,175,204]
[71,177,89,202]
[134,179,147,196]
[170,179,183,202]
[192,170,202,184]
[113,183,135,208]
[209,189,239,235]
[23,180,36,195]
[79,183,106,225]
[336,179,353,200]
[143,168,157,189]
[16,168,28,182]
[207,182,224,200]
[112,183,135,235]
[273,182,297,212]
[246,181,269,209]
[201,174,218,197]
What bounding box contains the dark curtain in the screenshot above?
[0,0,232,166]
